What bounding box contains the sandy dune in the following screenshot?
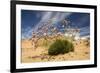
[21,39,90,63]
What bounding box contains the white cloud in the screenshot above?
[22,11,72,39]
[53,12,71,24]
[34,12,72,31]
[33,12,53,32]
[80,26,90,36]
[21,25,35,39]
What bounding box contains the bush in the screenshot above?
[48,39,74,55]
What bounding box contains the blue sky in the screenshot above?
[21,10,90,39]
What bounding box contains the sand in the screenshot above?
[21,38,90,63]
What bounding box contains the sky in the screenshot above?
[21,10,90,39]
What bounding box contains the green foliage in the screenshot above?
[48,39,74,55]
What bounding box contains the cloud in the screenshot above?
[52,12,71,24]
[22,27,33,39]
[22,11,90,39]
[80,26,90,36]
[22,12,72,39]
[33,12,72,32]
[33,12,53,31]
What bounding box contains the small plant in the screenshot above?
[48,39,74,55]
[86,40,90,47]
